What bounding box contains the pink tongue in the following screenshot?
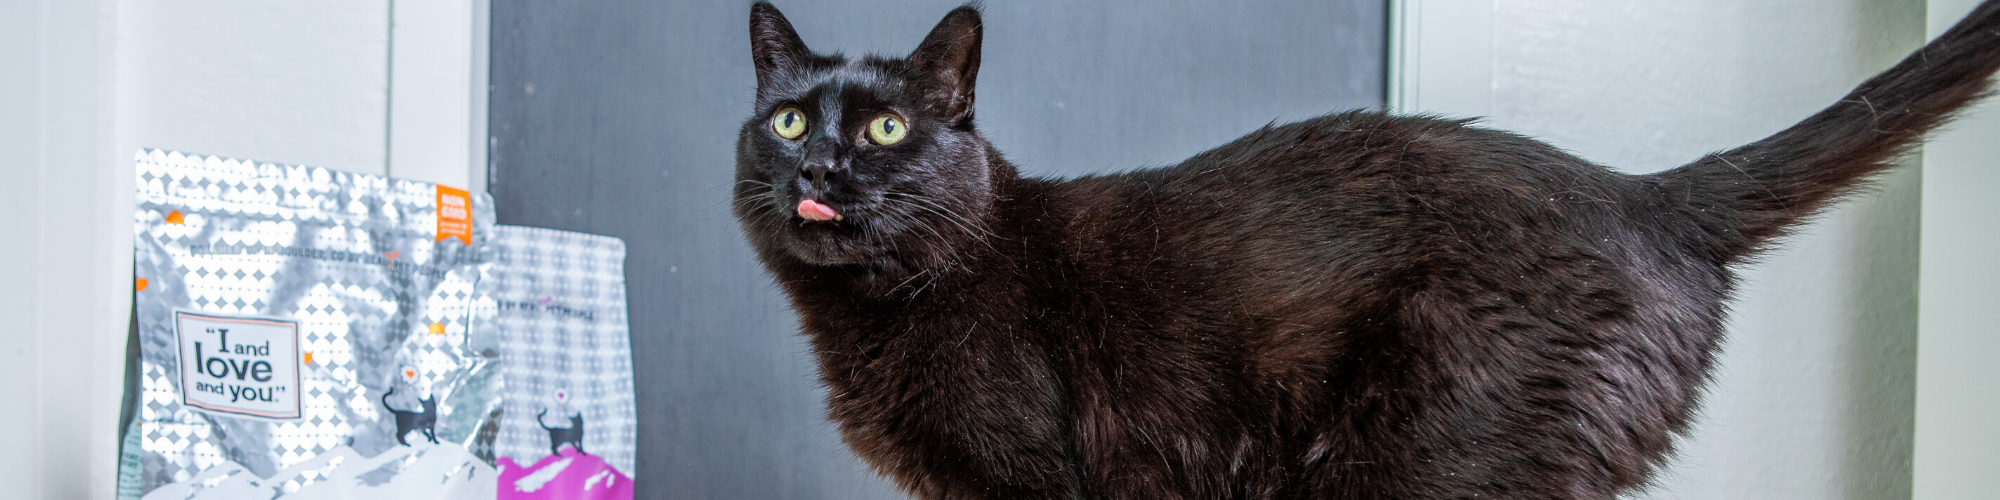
[797,199,840,221]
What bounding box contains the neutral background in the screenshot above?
[487,2,1384,498]
[3,1,1995,499]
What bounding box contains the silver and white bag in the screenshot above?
[126,150,636,500]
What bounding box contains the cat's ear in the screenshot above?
[908,5,982,125]
[750,2,810,90]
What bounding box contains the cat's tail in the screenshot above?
[1656,0,2000,263]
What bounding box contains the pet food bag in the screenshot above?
[126,150,636,500]
[479,225,636,499]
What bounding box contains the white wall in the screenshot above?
[1,1,485,497]
[1397,1,1939,498]
[114,0,393,176]
[114,0,488,187]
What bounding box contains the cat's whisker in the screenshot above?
[884,192,999,254]
[884,195,989,256]
[906,269,942,300]
[742,187,788,215]
[878,198,961,266]
[886,192,991,237]
[728,192,770,212]
[894,209,955,255]
[730,195,777,214]
[728,182,778,204]
[887,269,932,295]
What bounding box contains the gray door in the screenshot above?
[488,1,1384,498]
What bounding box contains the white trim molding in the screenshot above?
[1914,0,2000,497]
[387,0,491,191]
[1387,0,1495,118]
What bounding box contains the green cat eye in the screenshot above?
[772,107,807,140]
[868,113,908,145]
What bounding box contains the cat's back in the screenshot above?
[1041,110,1706,358]
[1050,111,1676,290]
[1035,111,1724,497]
[1049,111,1723,357]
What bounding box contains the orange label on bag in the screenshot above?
[435,185,473,245]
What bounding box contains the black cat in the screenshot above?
[381,386,438,446]
[537,408,587,456]
[733,2,2000,499]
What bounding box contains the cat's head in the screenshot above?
[734,2,997,284]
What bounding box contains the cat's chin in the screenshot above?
[781,237,875,267]
[780,228,897,267]
[776,224,939,293]
[772,220,864,262]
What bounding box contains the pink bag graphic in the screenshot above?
[498,448,634,500]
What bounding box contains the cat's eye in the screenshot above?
[868,113,908,145]
[771,107,808,140]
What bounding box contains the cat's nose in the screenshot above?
[803,160,834,190]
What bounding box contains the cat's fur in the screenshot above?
[382,386,439,446]
[732,2,2000,498]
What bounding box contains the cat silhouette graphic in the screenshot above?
[538,408,585,456]
[382,384,438,446]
